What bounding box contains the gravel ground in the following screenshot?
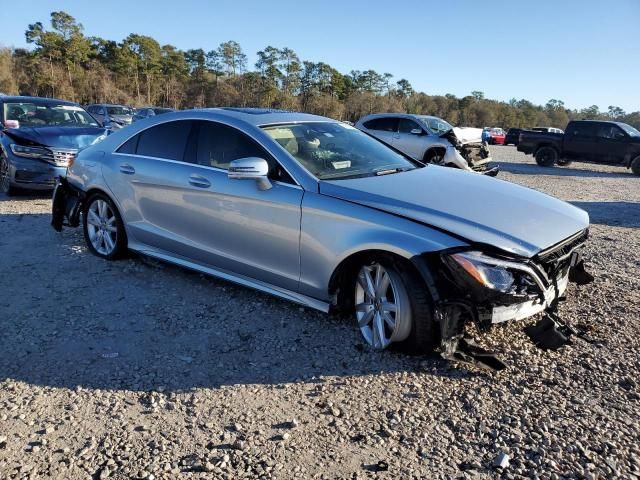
[0,147,639,479]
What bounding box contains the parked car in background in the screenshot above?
[0,96,107,195]
[504,128,523,146]
[86,104,134,130]
[532,127,564,134]
[132,107,175,122]
[52,108,591,368]
[482,127,505,145]
[518,120,640,174]
[355,113,496,174]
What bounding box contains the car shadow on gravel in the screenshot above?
[0,218,487,393]
[571,201,640,228]
[0,191,52,201]
[495,161,634,178]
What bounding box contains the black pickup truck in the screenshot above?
[517,120,640,175]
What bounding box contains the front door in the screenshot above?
[392,118,425,160]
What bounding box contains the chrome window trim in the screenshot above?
[113,117,302,188]
[113,152,302,190]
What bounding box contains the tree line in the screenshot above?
[0,11,638,129]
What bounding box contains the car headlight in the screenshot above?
[9,144,50,159]
[448,251,515,292]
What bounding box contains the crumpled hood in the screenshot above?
[452,127,483,144]
[4,126,108,150]
[321,166,589,258]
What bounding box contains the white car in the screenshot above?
[356,113,497,175]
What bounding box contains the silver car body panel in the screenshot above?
[66,108,589,312]
[320,165,589,258]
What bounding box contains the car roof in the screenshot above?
[0,95,79,106]
[359,113,440,122]
[191,107,332,126]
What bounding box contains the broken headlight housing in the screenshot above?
[448,251,515,292]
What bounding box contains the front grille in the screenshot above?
[42,148,78,167]
[535,229,589,279]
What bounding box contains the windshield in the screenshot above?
[262,122,419,180]
[106,106,132,115]
[3,103,100,128]
[416,116,454,135]
[619,123,640,137]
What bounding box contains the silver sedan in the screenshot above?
[52,108,591,367]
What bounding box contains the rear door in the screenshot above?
[361,117,398,146]
[392,118,425,159]
[563,122,598,160]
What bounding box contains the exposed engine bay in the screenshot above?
[441,127,498,176]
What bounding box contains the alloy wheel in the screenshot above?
[354,262,411,349]
[86,199,118,256]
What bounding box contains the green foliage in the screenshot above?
[2,10,637,130]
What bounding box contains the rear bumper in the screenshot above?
[51,177,85,231]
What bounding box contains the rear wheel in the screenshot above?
[535,146,559,167]
[631,156,640,176]
[0,155,17,196]
[82,193,127,260]
[353,256,438,353]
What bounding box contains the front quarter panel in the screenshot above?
[299,191,467,300]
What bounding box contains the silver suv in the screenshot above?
[356,113,495,174]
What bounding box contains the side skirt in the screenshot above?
[130,245,331,313]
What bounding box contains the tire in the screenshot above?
[423,148,446,166]
[0,154,17,196]
[351,254,438,354]
[535,146,559,167]
[631,156,640,176]
[557,158,573,167]
[82,192,128,260]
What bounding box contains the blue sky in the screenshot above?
[3,0,639,111]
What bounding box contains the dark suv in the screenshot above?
[0,96,108,195]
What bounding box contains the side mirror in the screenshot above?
[228,157,272,190]
[410,128,423,135]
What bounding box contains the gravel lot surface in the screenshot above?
[0,147,639,479]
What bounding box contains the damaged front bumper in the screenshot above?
[413,229,593,370]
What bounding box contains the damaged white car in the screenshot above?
[355,113,498,175]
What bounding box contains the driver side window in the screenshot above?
[398,118,421,134]
[195,121,294,184]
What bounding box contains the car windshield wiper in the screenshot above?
[374,167,413,176]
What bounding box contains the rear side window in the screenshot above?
[117,135,139,154]
[568,123,597,137]
[136,120,193,161]
[363,117,398,132]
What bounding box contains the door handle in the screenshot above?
[119,164,135,175]
[189,174,211,188]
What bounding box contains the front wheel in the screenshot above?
[354,257,438,353]
[82,193,127,260]
[535,146,559,167]
[0,155,17,196]
[631,156,640,176]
